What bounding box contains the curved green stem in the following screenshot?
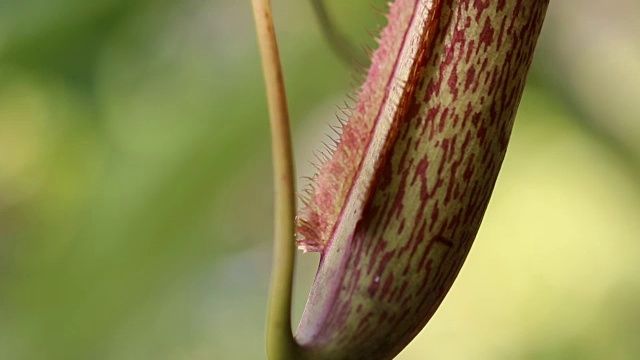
[251,1,302,359]
[309,0,364,66]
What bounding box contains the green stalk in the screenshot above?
[309,0,363,66]
[250,1,300,359]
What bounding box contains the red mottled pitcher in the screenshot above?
[294,1,549,359]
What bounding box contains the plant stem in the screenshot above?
[309,0,364,66]
[251,0,300,359]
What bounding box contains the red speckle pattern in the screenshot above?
[297,0,425,252]
[296,0,549,359]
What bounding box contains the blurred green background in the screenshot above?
[1,0,639,359]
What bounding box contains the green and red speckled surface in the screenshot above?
[296,0,439,253]
[296,0,549,358]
